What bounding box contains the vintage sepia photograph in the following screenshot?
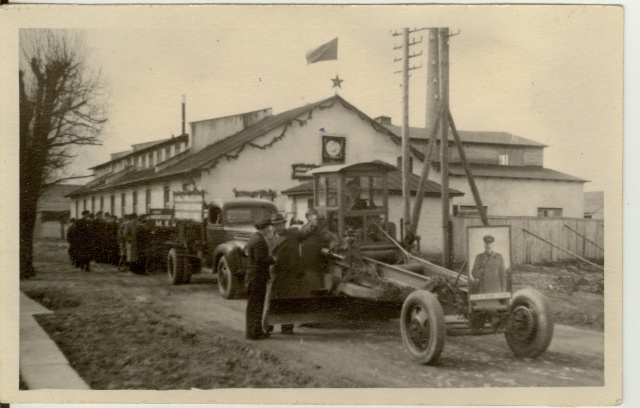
[0,3,624,406]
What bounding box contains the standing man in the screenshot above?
[470,235,507,293]
[268,213,308,335]
[117,215,129,271]
[74,210,93,271]
[300,209,337,293]
[123,213,141,274]
[66,218,78,267]
[245,218,273,340]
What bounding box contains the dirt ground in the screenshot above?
[20,239,605,389]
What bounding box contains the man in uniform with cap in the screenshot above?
[470,234,507,293]
[245,217,274,340]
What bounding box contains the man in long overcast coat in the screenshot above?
[470,235,507,293]
[244,218,274,340]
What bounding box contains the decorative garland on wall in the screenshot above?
[202,96,407,173]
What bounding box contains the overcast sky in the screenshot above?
[36,5,621,192]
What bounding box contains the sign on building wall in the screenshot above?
[291,163,320,180]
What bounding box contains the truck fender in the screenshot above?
[213,242,245,275]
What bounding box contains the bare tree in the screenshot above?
[20,29,106,279]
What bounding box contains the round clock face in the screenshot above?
[325,140,342,157]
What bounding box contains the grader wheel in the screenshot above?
[400,290,446,365]
[505,288,554,358]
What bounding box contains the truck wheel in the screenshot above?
[505,288,554,359]
[167,248,185,285]
[217,256,238,299]
[400,290,446,365]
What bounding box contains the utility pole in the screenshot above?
[392,27,424,241]
[439,27,452,268]
[409,28,441,239]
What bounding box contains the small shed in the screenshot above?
[36,184,83,239]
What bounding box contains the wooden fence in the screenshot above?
[452,216,605,266]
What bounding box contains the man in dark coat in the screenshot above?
[300,209,337,294]
[66,218,78,267]
[74,210,93,271]
[470,235,507,294]
[244,218,274,340]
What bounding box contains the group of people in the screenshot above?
[244,208,337,340]
[66,210,152,274]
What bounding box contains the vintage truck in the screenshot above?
[164,191,277,298]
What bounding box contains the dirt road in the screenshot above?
[111,270,604,388]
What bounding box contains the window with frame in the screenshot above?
[145,189,152,214]
[121,193,126,216]
[396,156,414,173]
[498,147,525,166]
[132,191,138,214]
[164,186,171,208]
[176,143,182,154]
[91,196,95,213]
[99,196,104,212]
[110,195,115,215]
[537,207,563,218]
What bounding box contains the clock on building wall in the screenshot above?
[322,135,346,164]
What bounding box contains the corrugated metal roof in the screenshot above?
[383,124,547,147]
[446,163,587,182]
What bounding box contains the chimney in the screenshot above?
[181,95,186,136]
[374,115,392,125]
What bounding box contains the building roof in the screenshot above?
[38,184,84,212]
[383,124,547,147]
[282,161,464,198]
[72,95,417,198]
[307,161,398,176]
[445,163,588,182]
[89,134,188,170]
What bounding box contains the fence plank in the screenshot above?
[452,216,605,265]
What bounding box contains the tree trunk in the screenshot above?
[20,207,37,279]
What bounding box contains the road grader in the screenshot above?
[264,161,554,365]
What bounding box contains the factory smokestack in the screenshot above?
[181,95,186,136]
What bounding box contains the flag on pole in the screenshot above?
[306,38,338,64]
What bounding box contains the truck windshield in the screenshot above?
[224,206,274,226]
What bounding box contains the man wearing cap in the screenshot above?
[470,235,507,293]
[245,217,274,340]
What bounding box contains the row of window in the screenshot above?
[453,205,563,218]
[74,185,188,218]
[110,141,187,174]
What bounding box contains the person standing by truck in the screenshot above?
[245,218,274,340]
[300,209,337,294]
